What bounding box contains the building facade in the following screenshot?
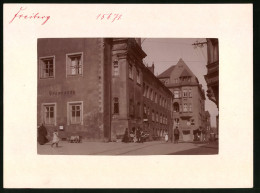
[157,58,206,142]
[204,38,219,109]
[37,38,173,142]
[142,64,173,141]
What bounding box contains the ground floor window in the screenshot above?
[67,101,83,125]
[42,103,56,125]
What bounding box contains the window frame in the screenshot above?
[113,59,119,76]
[67,101,83,125]
[129,63,133,79]
[136,68,141,84]
[113,97,119,114]
[183,89,188,97]
[39,56,55,79]
[66,52,83,77]
[42,103,57,126]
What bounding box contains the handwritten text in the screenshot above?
[96,13,122,22]
[9,7,50,25]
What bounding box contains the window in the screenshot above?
[113,97,119,114]
[189,89,192,97]
[146,86,149,98]
[66,53,83,76]
[42,103,56,125]
[174,90,180,98]
[150,89,153,100]
[183,89,188,97]
[136,102,141,118]
[174,78,178,83]
[156,112,159,122]
[152,110,155,121]
[173,102,179,112]
[147,107,150,115]
[39,56,55,79]
[136,69,141,84]
[68,102,83,125]
[188,103,192,112]
[129,99,135,116]
[113,59,119,76]
[174,118,179,126]
[129,64,133,79]
[144,104,147,114]
[155,93,157,103]
[183,103,188,112]
[143,83,146,96]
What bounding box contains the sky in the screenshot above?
[141,38,218,127]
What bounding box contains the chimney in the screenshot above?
[147,62,155,74]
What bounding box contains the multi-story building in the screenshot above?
[204,38,219,137]
[157,58,206,142]
[142,63,173,141]
[204,38,219,109]
[37,38,173,142]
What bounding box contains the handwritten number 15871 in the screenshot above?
[96,13,122,22]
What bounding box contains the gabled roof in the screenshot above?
[179,69,191,77]
[157,65,175,78]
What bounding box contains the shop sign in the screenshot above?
[49,90,75,96]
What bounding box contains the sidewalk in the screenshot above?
[169,141,219,155]
[37,140,218,155]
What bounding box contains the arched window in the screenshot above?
[113,97,119,114]
[173,102,180,112]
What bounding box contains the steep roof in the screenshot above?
[179,69,192,77]
[157,65,176,78]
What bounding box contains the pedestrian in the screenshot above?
[122,128,129,143]
[37,124,48,145]
[51,129,60,147]
[164,132,169,143]
[140,130,144,143]
[136,128,141,143]
[174,127,180,144]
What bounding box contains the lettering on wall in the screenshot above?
[49,90,75,96]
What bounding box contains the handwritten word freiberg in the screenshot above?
[9,7,50,25]
[96,13,122,22]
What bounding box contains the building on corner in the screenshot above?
[37,38,173,142]
[157,58,206,142]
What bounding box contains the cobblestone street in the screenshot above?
[37,140,218,155]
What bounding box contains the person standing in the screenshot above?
[136,128,141,143]
[174,127,180,144]
[37,124,48,145]
[51,129,60,147]
[122,128,129,143]
[164,132,169,143]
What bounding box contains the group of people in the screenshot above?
[37,124,60,147]
[122,127,180,144]
[122,128,147,143]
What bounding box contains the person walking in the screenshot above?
[174,127,180,144]
[51,129,60,148]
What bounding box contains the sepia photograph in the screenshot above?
[37,38,219,155]
[4,3,253,188]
